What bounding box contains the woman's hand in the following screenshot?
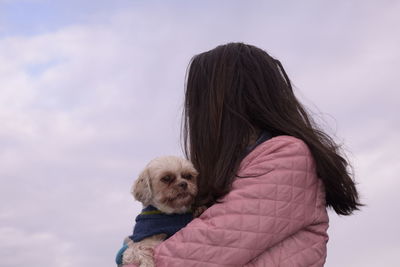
[193,205,207,217]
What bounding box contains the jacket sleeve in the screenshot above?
[152,137,322,267]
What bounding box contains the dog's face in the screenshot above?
[132,156,198,214]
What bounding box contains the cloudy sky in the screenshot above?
[0,0,399,266]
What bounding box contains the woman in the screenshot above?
[124,42,362,266]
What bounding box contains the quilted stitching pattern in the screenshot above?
[123,136,329,267]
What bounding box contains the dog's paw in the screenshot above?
[122,242,156,266]
[139,260,155,267]
[121,243,140,265]
[136,246,155,267]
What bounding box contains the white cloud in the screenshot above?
[0,227,75,267]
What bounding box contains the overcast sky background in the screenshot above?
[0,1,399,266]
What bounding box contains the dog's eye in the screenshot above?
[161,175,172,183]
[182,173,193,180]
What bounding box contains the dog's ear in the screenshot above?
[131,169,152,206]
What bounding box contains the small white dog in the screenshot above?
[121,156,201,267]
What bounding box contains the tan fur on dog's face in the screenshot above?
[132,156,198,214]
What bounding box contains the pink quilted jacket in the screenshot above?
[124,136,329,266]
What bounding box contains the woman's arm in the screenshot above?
[151,136,325,267]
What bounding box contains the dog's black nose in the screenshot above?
[178,181,188,189]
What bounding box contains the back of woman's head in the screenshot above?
[182,42,362,215]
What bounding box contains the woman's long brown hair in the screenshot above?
[182,42,362,215]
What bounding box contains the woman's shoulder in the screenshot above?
[257,134,310,152]
[239,135,312,173]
